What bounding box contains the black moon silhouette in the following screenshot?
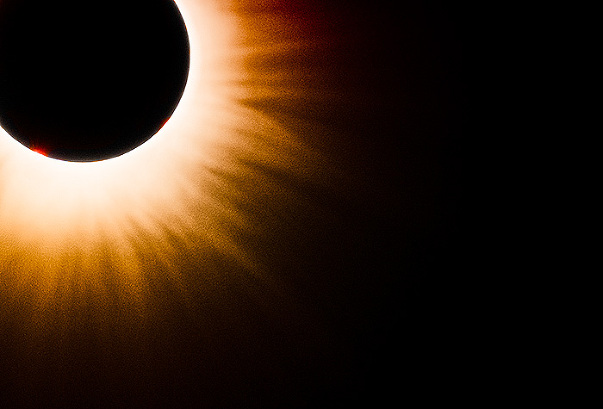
[0,0,189,162]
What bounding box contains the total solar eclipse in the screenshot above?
[0,0,189,162]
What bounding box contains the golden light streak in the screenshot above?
[0,0,332,324]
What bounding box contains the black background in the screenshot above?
[0,0,470,407]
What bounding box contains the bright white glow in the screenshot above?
[0,0,329,315]
[0,0,219,243]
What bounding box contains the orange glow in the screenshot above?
[0,2,461,405]
[0,0,330,326]
[32,147,47,156]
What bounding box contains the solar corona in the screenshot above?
[0,0,311,301]
[0,1,459,407]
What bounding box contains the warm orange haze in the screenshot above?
[0,1,466,407]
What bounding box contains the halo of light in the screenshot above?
[0,0,328,314]
[0,0,206,240]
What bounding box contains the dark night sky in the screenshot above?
[0,1,469,407]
